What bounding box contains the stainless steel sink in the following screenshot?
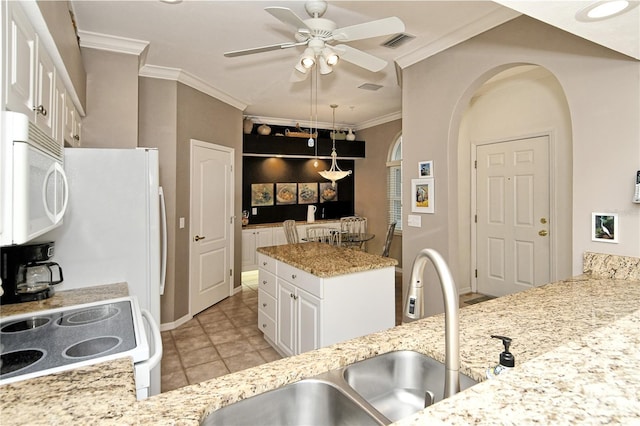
[200,378,384,426]
[201,351,479,425]
[343,350,479,422]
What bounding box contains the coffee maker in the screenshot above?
[0,242,63,305]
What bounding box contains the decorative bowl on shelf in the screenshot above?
[257,124,271,135]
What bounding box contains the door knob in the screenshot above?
[538,230,548,237]
[194,235,206,241]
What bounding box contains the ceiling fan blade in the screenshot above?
[265,6,310,32]
[332,17,405,42]
[224,42,301,57]
[333,44,388,72]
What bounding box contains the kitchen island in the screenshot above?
[1,252,639,425]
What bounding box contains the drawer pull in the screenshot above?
[263,261,267,266]
[262,280,267,285]
[290,293,294,298]
[262,323,267,328]
[291,274,297,279]
[262,303,267,307]
[33,105,47,116]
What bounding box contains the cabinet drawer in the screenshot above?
[257,253,276,274]
[258,269,277,297]
[258,310,276,342]
[258,289,276,320]
[278,262,322,298]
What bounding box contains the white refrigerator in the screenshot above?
[41,147,167,397]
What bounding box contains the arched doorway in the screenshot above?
[456,65,573,297]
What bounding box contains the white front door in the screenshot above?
[476,136,550,297]
[190,140,234,315]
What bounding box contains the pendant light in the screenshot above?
[319,104,352,187]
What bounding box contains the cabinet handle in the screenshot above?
[291,274,297,280]
[263,261,267,266]
[290,293,294,298]
[73,134,80,141]
[262,303,267,307]
[262,323,267,328]
[262,280,267,285]
[293,295,298,300]
[33,105,47,116]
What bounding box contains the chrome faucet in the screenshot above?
[404,248,460,398]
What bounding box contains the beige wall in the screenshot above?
[456,67,573,294]
[138,78,178,324]
[402,15,640,317]
[80,48,138,147]
[36,0,86,109]
[172,83,243,321]
[355,119,402,267]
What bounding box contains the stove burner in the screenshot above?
[58,306,120,326]
[1,349,45,376]
[63,336,122,359]
[1,317,50,333]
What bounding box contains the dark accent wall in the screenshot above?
[242,156,355,224]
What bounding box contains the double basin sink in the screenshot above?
[201,350,479,425]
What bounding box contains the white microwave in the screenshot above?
[1,111,68,246]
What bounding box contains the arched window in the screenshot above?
[387,135,402,231]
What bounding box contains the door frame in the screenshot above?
[188,139,235,315]
[470,131,557,293]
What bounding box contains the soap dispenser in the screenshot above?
[486,335,515,379]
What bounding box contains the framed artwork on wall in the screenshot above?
[298,182,318,204]
[319,182,338,203]
[592,212,618,243]
[418,160,433,178]
[411,178,434,214]
[275,183,297,205]
[251,183,274,206]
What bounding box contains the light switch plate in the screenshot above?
[179,217,185,229]
[407,215,422,227]
[252,207,258,215]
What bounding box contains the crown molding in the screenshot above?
[139,65,248,111]
[78,30,149,55]
[395,8,520,69]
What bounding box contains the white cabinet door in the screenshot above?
[272,226,287,245]
[33,37,55,137]
[276,279,296,357]
[5,2,36,118]
[297,288,321,354]
[54,76,66,146]
[241,229,258,270]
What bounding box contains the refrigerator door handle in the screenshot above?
[159,187,168,296]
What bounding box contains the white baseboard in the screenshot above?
[160,313,192,332]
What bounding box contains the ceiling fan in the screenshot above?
[223,0,405,79]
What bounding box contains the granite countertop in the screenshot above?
[257,242,398,277]
[2,253,639,425]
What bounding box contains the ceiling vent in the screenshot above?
[381,33,415,49]
[358,83,383,91]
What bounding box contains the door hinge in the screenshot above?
[474,160,477,169]
[475,269,478,278]
[474,214,477,223]
[230,268,233,277]
[230,165,233,172]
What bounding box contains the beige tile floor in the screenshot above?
[161,270,483,393]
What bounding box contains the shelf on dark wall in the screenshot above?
[242,156,355,225]
[243,134,365,158]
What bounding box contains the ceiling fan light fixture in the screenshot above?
[318,56,333,75]
[322,47,339,66]
[301,47,316,69]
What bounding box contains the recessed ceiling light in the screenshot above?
[160,0,182,4]
[576,0,637,21]
[358,83,383,91]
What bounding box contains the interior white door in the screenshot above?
[476,136,550,297]
[190,141,234,315]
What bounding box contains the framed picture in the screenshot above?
[251,183,274,207]
[275,183,297,205]
[411,178,434,213]
[592,212,618,243]
[298,182,318,204]
[418,160,433,178]
[319,182,338,203]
